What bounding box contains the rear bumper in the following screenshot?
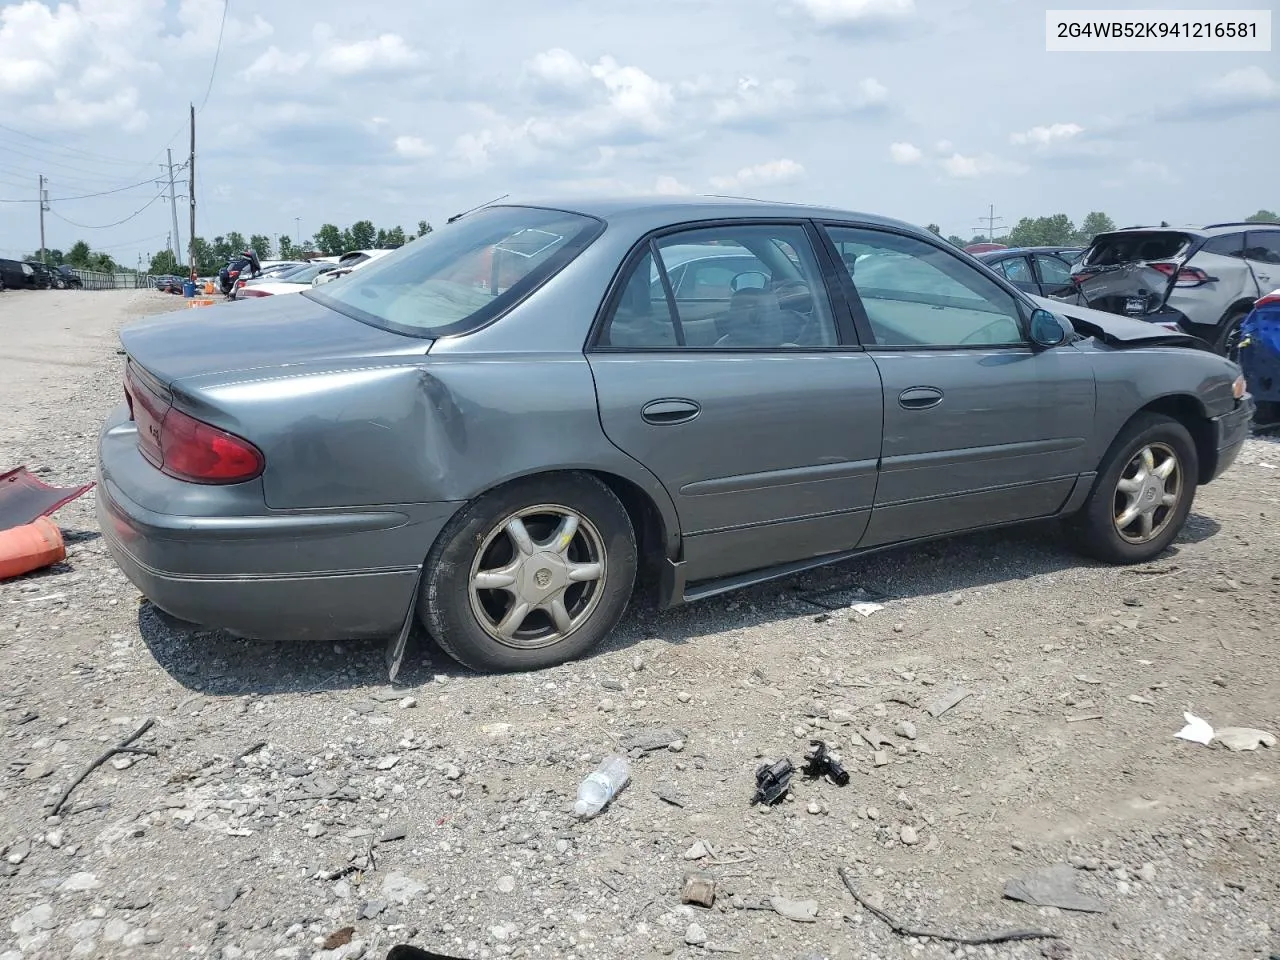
[97,411,460,641]
[1207,397,1253,482]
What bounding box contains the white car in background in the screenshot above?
[234,261,341,298]
[311,249,396,285]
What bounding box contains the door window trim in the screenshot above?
[814,221,1035,351]
[586,218,864,354]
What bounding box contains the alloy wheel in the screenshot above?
[1113,442,1181,544]
[467,504,607,649]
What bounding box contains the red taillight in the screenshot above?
[229,269,240,278]
[1151,262,1213,286]
[1149,262,1177,277]
[160,407,264,484]
[123,363,263,484]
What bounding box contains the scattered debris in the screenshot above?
[850,602,883,617]
[802,740,849,786]
[900,826,919,845]
[322,927,355,950]
[681,872,716,908]
[925,687,973,718]
[1174,713,1215,746]
[0,465,93,530]
[51,717,158,816]
[683,840,708,861]
[1215,727,1276,751]
[1127,694,1155,706]
[770,896,818,922]
[894,720,917,740]
[1003,864,1108,913]
[623,727,686,752]
[573,755,630,819]
[752,759,794,806]
[685,922,708,946]
[839,868,1060,945]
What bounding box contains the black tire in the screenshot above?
[1213,307,1249,362]
[1065,412,1199,564]
[420,472,637,672]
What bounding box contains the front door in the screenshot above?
[588,221,884,584]
[823,224,1096,547]
[1031,252,1077,298]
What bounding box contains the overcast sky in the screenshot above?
[0,0,1276,266]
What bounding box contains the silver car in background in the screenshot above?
[99,197,1253,672]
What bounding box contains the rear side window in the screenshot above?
[1200,233,1245,258]
[1244,231,1280,265]
[306,206,603,338]
[1084,232,1192,265]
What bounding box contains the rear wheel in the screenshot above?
[1214,307,1249,362]
[1065,413,1198,563]
[420,473,637,672]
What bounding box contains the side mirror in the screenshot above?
[1029,308,1072,348]
[731,271,767,292]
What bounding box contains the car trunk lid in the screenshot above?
[1068,230,1195,317]
[118,292,430,388]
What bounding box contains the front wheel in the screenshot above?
[1065,413,1199,564]
[421,473,637,672]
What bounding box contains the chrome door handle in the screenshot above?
[641,398,701,425]
[898,386,944,410]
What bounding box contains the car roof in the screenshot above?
[978,246,1080,256]
[1110,223,1280,236]
[491,195,921,234]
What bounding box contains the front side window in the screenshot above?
[1244,231,1280,265]
[1032,254,1072,286]
[997,257,1033,283]
[306,205,603,337]
[598,224,839,349]
[826,226,1026,347]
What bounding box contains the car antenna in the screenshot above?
[447,193,509,224]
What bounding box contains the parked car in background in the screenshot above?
[975,246,1083,298]
[1062,222,1280,359]
[0,258,43,290]
[964,242,1007,254]
[52,264,83,289]
[23,261,55,289]
[251,261,305,280]
[311,249,396,285]
[100,197,1251,673]
[234,260,341,297]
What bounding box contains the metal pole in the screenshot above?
[295,217,301,245]
[188,104,196,278]
[166,148,182,266]
[38,175,46,262]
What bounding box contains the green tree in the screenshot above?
[946,235,966,247]
[384,225,407,248]
[149,250,181,275]
[190,237,218,275]
[26,248,64,265]
[926,223,942,236]
[211,235,231,263]
[374,228,389,249]
[1245,209,1279,223]
[88,252,116,273]
[1075,211,1116,245]
[416,220,433,238]
[66,240,93,268]
[1006,214,1075,247]
[225,231,247,255]
[278,235,297,259]
[248,234,273,258]
[347,219,376,250]
[313,224,344,256]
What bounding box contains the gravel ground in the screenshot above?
[1,289,1277,960]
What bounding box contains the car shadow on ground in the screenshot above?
[136,516,1222,697]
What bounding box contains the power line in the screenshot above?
[0,176,165,203]
[0,121,163,167]
[198,0,231,112]
[48,190,168,229]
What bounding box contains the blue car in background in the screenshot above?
[1239,288,1280,426]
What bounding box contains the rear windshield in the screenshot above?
[1083,231,1192,266]
[305,206,604,338]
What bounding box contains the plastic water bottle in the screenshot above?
[573,756,631,818]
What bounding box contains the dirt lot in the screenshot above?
[1,289,1277,960]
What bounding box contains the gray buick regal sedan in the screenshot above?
[98,197,1253,671]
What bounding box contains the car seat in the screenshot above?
[604,264,675,347]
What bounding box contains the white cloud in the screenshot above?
[1203,66,1279,105]
[318,32,417,76]
[393,135,435,159]
[889,141,922,164]
[856,77,889,106]
[939,152,1025,178]
[934,139,952,153]
[524,47,595,96]
[709,158,805,191]
[654,175,693,195]
[793,0,915,26]
[1010,122,1084,146]
[553,174,694,196]
[242,45,310,81]
[708,74,885,127]
[940,152,980,178]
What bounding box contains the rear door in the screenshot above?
[991,255,1039,294]
[1174,231,1258,332]
[1243,230,1280,292]
[1031,253,1076,298]
[821,224,1095,546]
[588,221,884,584]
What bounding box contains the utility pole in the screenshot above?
[295,217,301,246]
[972,203,1005,242]
[165,148,182,266]
[188,104,196,278]
[38,175,48,262]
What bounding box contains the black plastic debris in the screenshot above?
[752,758,794,805]
[802,740,849,786]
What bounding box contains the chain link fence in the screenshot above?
[64,270,160,291]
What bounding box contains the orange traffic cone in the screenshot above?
[0,517,66,580]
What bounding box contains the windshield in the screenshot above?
[305,205,604,338]
[278,262,336,283]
